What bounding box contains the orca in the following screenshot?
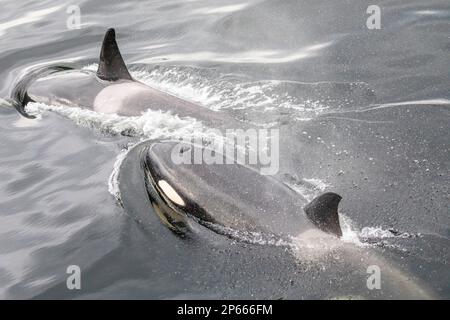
[116,140,437,299]
[11,28,234,127]
[118,140,343,239]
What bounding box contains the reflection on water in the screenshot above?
[139,41,334,64]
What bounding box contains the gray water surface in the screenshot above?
[0,0,449,299]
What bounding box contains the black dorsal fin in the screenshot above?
[304,192,343,237]
[97,28,132,81]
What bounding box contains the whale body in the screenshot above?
[115,140,437,299]
[11,28,233,127]
[118,140,343,239]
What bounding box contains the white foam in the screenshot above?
[108,148,129,201]
[339,215,366,246]
[81,64,98,72]
[121,65,325,118]
[25,102,218,139]
[359,226,414,239]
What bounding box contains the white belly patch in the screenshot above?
[93,82,149,114]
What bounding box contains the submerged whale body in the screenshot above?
[11,28,232,126]
[116,141,436,299]
[119,140,343,239]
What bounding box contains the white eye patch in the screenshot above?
[158,180,185,206]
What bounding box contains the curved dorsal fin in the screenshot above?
[97,28,132,81]
[304,192,343,237]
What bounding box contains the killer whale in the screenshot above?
[116,140,437,299]
[11,28,235,127]
[118,140,343,239]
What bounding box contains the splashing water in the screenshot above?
[84,64,331,117]
[108,148,129,202]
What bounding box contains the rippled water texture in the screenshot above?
[0,0,449,299]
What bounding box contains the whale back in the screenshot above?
[15,28,238,124]
[142,141,317,238]
[24,69,108,110]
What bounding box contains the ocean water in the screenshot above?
[0,0,449,299]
